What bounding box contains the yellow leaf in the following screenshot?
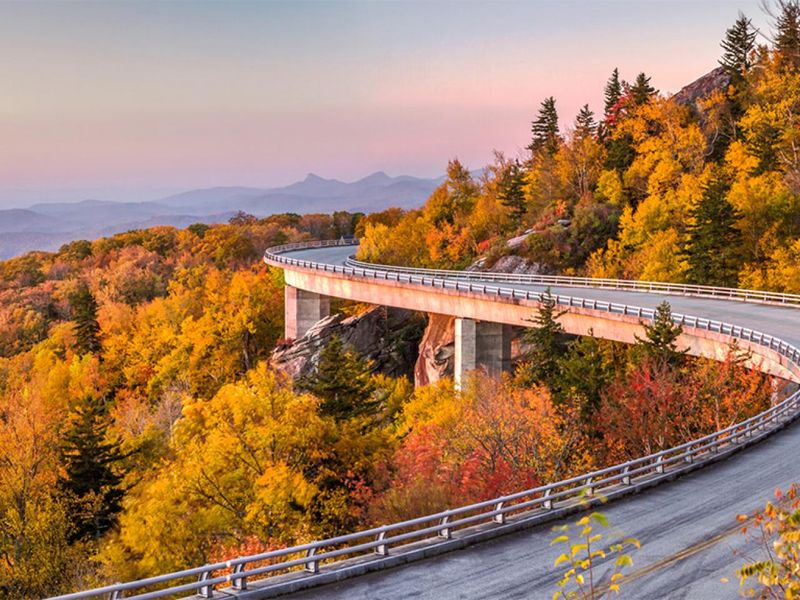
[616,554,633,568]
[554,553,570,567]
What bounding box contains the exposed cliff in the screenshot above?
[671,66,731,110]
[271,306,425,380]
[414,313,455,386]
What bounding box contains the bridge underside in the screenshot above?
[283,269,800,384]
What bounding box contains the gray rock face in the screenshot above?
[468,253,542,275]
[671,66,731,110]
[271,306,425,380]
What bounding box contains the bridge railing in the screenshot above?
[341,256,800,307]
[55,240,800,599]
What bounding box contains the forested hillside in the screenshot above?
[358,10,800,293]
[1,7,799,599]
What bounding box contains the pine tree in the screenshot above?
[59,396,125,541]
[635,301,686,365]
[719,13,757,82]
[498,160,527,226]
[682,171,742,287]
[776,0,800,69]
[520,289,568,391]
[574,104,597,140]
[299,335,377,421]
[528,97,560,156]
[69,282,101,356]
[603,68,623,118]
[629,72,657,105]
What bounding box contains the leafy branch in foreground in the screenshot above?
[737,483,800,598]
[551,510,640,599]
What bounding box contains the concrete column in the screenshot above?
[285,285,330,340]
[454,318,512,389]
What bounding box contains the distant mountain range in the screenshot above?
[0,172,443,259]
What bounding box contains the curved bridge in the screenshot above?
[57,240,800,600]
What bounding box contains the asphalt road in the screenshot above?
[277,245,800,600]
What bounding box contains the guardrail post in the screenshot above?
[584,477,594,497]
[197,570,214,599]
[621,466,631,485]
[542,489,553,509]
[304,547,320,574]
[438,515,452,540]
[493,501,506,524]
[375,530,389,556]
[231,563,248,590]
[109,591,123,600]
[654,456,665,474]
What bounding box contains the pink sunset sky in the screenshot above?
[0,0,771,205]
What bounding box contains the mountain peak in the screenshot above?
[357,171,391,184]
[303,173,328,183]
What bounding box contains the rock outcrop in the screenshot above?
[413,313,455,386]
[271,306,425,380]
[671,66,731,111]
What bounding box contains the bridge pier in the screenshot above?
[454,318,512,389]
[285,285,330,340]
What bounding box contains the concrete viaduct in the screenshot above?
[281,242,800,387]
[55,240,800,600]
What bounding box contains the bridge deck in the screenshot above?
[287,245,800,351]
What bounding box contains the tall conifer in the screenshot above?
[629,72,657,105]
[528,97,560,156]
[59,396,125,541]
[69,282,101,356]
[719,13,757,81]
[776,0,800,68]
[603,68,623,117]
[498,160,527,226]
[298,335,377,421]
[575,104,597,140]
[682,171,742,287]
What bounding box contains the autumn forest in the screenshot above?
[3,6,800,599]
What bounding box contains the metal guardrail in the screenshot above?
[342,256,800,307]
[56,239,800,600]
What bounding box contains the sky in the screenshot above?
[0,0,773,206]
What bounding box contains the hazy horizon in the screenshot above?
[1,0,772,207]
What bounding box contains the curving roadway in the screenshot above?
[273,245,800,600]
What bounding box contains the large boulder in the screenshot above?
[271,306,425,380]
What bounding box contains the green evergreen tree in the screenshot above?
[776,0,800,69]
[520,289,568,391]
[299,335,377,421]
[719,13,757,82]
[69,282,101,356]
[498,159,527,226]
[557,333,620,421]
[59,396,125,541]
[629,72,657,105]
[635,301,686,365]
[604,133,636,177]
[603,68,623,118]
[528,97,560,156]
[682,171,742,286]
[574,104,597,140]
